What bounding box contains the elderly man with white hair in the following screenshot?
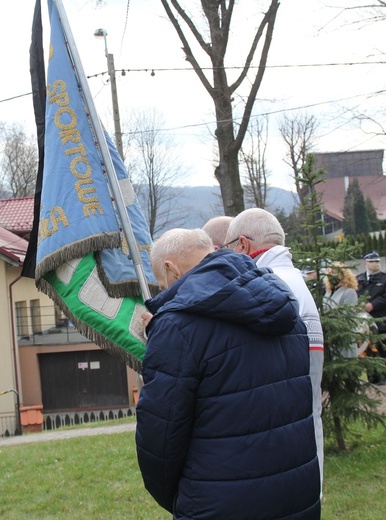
[136,227,321,520]
[225,207,325,492]
[202,215,234,249]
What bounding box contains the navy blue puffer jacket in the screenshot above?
[136,250,320,519]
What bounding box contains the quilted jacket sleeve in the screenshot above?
[135,314,199,513]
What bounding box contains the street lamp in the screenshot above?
[94,28,124,160]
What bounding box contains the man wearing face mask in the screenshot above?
[357,252,386,370]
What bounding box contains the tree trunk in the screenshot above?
[212,65,244,216]
[215,149,244,216]
[333,414,347,452]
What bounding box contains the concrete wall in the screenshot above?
[0,261,18,431]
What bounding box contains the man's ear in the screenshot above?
[165,260,182,280]
[238,235,252,254]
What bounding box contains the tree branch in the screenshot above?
[218,0,235,53]
[233,0,280,153]
[230,0,279,94]
[170,0,212,54]
[160,0,215,94]
[201,0,235,57]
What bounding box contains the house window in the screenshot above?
[15,301,29,339]
[30,299,42,335]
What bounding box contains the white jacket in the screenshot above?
[255,245,324,488]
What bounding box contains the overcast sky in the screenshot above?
[1,0,386,191]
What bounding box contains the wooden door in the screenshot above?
[38,350,129,411]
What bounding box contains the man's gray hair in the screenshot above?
[227,208,285,248]
[202,216,234,247]
[151,228,214,276]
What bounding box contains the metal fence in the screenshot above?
[16,305,90,346]
[43,407,135,430]
[0,389,21,437]
[0,414,19,438]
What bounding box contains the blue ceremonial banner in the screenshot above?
[38,0,125,272]
[27,0,158,371]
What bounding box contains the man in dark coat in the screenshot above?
[136,228,321,520]
[357,252,386,373]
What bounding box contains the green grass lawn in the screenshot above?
[322,424,386,519]
[1,421,386,519]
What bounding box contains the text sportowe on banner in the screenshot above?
[23,0,158,372]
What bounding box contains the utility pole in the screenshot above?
[94,29,124,161]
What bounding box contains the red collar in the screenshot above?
[250,248,271,259]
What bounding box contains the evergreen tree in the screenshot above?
[275,208,303,243]
[378,233,385,256]
[342,179,370,236]
[365,197,381,232]
[367,234,375,254]
[290,154,386,451]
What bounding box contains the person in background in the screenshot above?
[303,267,317,282]
[301,267,317,290]
[304,264,327,295]
[202,215,234,249]
[323,263,359,358]
[136,228,321,520]
[357,251,386,382]
[225,208,325,491]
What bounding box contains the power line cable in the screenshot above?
[2,60,386,104]
[2,88,385,143]
[124,89,386,136]
[2,88,385,137]
[118,0,130,62]
[87,60,386,79]
[0,92,33,104]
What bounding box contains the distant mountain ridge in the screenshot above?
[157,185,298,234]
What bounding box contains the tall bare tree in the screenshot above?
[333,0,386,25]
[159,0,280,216]
[241,115,270,209]
[279,112,318,207]
[0,123,38,198]
[322,2,386,143]
[125,109,190,238]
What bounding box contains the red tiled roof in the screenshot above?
[0,196,34,235]
[316,175,386,221]
[0,226,28,265]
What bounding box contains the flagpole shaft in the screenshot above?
[54,0,151,302]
